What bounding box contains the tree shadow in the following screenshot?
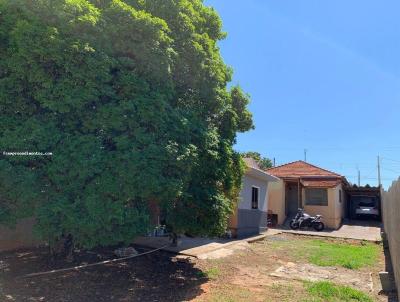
[381,241,399,302]
[1,247,208,302]
[342,218,382,227]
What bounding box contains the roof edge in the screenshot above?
[266,160,343,178]
[246,166,279,182]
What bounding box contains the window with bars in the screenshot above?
[251,187,259,209]
[305,188,328,206]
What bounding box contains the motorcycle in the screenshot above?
[289,208,325,231]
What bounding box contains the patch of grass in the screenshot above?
[306,240,380,269]
[305,281,373,302]
[197,267,221,280]
[266,237,380,269]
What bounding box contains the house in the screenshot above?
[267,161,349,229]
[228,158,279,237]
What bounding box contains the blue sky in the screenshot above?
[205,0,400,189]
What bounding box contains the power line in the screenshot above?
[346,175,394,180]
[381,157,400,164]
[363,167,378,179]
[382,167,400,174]
[264,146,400,150]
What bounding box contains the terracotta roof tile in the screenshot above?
[266,161,342,178]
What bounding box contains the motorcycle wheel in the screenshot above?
[313,222,325,232]
[289,220,299,230]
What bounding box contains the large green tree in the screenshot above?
[0,0,253,250]
[242,152,273,170]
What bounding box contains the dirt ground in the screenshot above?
[0,246,206,302]
[193,234,397,302]
[0,233,397,302]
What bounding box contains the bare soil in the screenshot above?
[0,246,206,302]
[0,233,397,302]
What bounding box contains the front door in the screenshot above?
[286,183,299,216]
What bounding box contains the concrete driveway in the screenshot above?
[276,219,382,242]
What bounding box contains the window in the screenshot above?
[305,188,328,206]
[251,187,259,209]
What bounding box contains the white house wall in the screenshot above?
[238,174,269,211]
[234,173,270,237]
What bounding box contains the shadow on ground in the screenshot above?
[382,240,399,302]
[0,247,207,302]
[342,218,382,227]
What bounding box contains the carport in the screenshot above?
[345,186,381,220]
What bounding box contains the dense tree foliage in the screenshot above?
[242,152,273,170]
[0,0,253,249]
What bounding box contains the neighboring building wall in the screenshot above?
[268,180,286,224]
[303,186,342,229]
[234,174,269,237]
[382,179,400,296]
[0,218,42,252]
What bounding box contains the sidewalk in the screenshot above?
[274,220,382,242]
[133,229,282,258]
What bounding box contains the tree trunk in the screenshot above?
[170,232,178,247]
[49,234,75,262]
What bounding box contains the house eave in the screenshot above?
[245,167,279,182]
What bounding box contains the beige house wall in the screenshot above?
[382,179,400,295]
[267,179,286,224]
[0,218,42,252]
[333,184,346,219]
[303,185,343,229]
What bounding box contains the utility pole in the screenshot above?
[273,157,276,167]
[357,167,361,187]
[304,149,307,162]
[377,155,381,188]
